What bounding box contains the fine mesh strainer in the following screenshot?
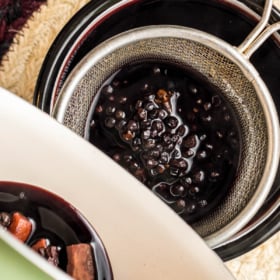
[53,0,280,248]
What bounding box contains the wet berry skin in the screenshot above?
[87,62,241,224]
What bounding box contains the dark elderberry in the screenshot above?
[174,199,186,214]
[141,120,151,130]
[156,164,166,174]
[149,109,159,119]
[87,62,241,224]
[138,108,147,120]
[152,120,164,133]
[170,158,188,170]
[127,120,139,132]
[165,116,179,129]
[158,109,168,119]
[118,96,127,104]
[0,212,11,227]
[145,102,155,111]
[193,170,205,184]
[159,152,169,164]
[186,203,197,214]
[141,130,151,140]
[143,138,156,149]
[189,84,198,94]
[170,185,186,197]
[183,135,197,149]
[189,186,200,196]
[104,117,116,128]
[105,106,116,115]
[102,85,114,96]
[115,110,126,119]
[176,125,187,137]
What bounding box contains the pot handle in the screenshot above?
[237,0,280,58]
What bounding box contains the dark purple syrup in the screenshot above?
[86,62,241,224]
[0,182,112,279]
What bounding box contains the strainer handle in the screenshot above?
[237,0,273,54]
[243,21,280,58]
[238,0,280,58]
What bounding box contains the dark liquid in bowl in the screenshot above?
[87,62,241,224]
[0,182,112,279]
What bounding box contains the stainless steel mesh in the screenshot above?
[59,36,268,237]
[55,29,270,240]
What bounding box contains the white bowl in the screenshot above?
[0,87,234,279]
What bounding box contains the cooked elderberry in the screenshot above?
[165,116,179,129]
[115,110,126,120]
[87,62,241,224]
[158,109,168,120]
[0,212,11,227]
[183,135,197,149]
[104,117,116,128]
[105,106,116,115]
[102,85,114,96]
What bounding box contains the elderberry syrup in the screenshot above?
[86,62,241,224]
[0,182,111,280]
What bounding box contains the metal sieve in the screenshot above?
[53,0,280,248]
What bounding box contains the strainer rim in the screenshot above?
[52,25,280,248]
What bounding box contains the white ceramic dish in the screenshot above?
[0,87,234,279]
